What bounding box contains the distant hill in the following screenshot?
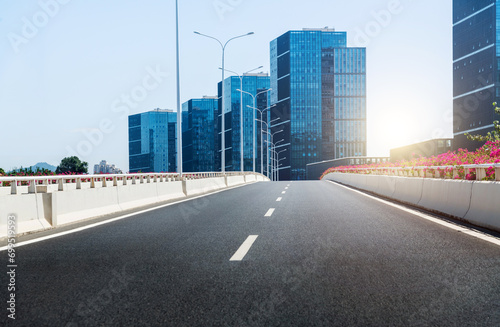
[31,162,57,172]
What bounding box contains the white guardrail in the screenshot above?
[329,164,500,181]
[0,172,256,195]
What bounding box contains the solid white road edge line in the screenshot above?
[265,208,275,217]
[230,235,258,261]
[0,182,256,252]
[326,180,500,247]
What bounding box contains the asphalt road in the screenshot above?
[3,180,500,326]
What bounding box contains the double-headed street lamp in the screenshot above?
[273,148,287,182]
[276,155,287,182]
[268,144,286,182]
[252,111,278,175]
[219,66,263,172]
[264,130,283,179]
[237,88,272,172]
[194,31,254,173]
[271,139,286,181]
[257,117,280,178]
[264,131,284,180]
[272,156,287,181]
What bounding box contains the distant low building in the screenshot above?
[390,139,453,162]
[94,160,122,174]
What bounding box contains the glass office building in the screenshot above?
[270,28,366,180]
[217,74,270,172]
[453,0,498,150]
[128,109,177,173]
[182,96,218,172]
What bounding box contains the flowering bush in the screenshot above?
[321,140,500,181]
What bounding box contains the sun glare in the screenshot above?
[370,110,423,155]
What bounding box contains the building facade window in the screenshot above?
[270,28,366,180]
[128,109,177,173]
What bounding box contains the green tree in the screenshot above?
[0,168,4,175]
[466,103,500,142]
[56,156,88,174]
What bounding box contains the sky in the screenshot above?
[0,0,453,173]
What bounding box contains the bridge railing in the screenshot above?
[0,172,265,195]
[327,164,500,182]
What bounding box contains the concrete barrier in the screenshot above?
[0,173,268,238]
[349,174,366,190]
[184,178,226,196]
[0,193,51,235]
[55,187,122,226]
[55,181,187,225]
[419,179,473,219]
[227,176,245,187]
[0,186,28,196]
[116,183,161,211]
[465,182,500,231]
[324,172,500,233]
[364,175,380,193]
[157,182,185,201]
[392,177,424,206]
[245,175,257,183]
[375,176,397,199]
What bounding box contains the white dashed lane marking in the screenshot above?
[230,235,259,261]
[265,208,275,217]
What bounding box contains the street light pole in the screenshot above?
[267,145,282,182]
[238,88,271,173]
[264,131,283,180]
[256,116,279,177]
[194,31,254,173]
[219,66,263,172]
[248,103,276,175]
[276,152,287,181]
[275,147,287,181]
[175,0,182,176]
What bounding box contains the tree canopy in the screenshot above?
[55,156,88,174]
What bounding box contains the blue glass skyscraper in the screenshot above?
[128,109,177,173]
[217,74,270,172]
[453,0,498,150]
[182,96,218,172]
[270,28,366,180]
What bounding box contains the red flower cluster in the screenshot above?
[321,140,500,181]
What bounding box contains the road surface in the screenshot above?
[2,181,500,326]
